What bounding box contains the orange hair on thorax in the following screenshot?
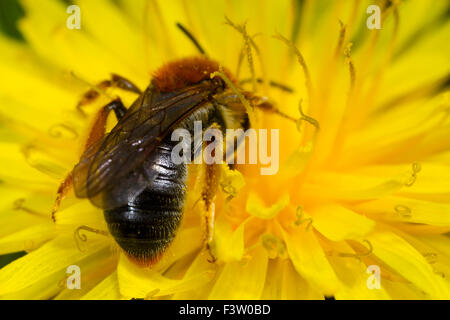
[152,56,235,92]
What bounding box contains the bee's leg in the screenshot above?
[76,74,141,115]
[52,172,73,222]
[84,98,126,149]
[200,162,222,263]
[52,99,127,221]
[197,123,224,263]
[251,97,297,122]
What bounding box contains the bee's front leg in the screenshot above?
[250,95,297,122]
[76,74,141,116]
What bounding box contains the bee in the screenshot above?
[54,24,289,267]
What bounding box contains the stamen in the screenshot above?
[273,32,312,101]
[225,18,254,86]
[221,183,238,200]
[74,225,108,252]
[344,43,356,91]
[233,35,264,80]
[13,198,47,218]
[146,289,161,299]
[338,239,373,260]
[405,162,421,187]
[261,234,287,259]
[234,33,262,81]
[297,99,320,133]
[236,46,246,79]
[335,20,347,58]
[48,124,79,139]
[225,16,268,92]
[210,66,256,125]
[394,205,412,218]
[423,252,438,264]
[294,205,313,230]
[21,144,65,178]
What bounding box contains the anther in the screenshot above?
[344,43,356,91]
[13,198,47,218]
[146,289,161,299]
[297,99,320,133]
[48,124,79,139]
[261,234,287,259]
[225,17,259,92]
[274,32,312,101]
[74,225,108,252]
[394,205,412,218]
[405,162,421,187]
[423,252,438,264]
[294,205,313,230]
[335,20,347,58]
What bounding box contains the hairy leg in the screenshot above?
[76,74,141,115]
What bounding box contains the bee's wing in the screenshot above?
[72,80,220,209]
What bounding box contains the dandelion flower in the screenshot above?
[0,0,449,300]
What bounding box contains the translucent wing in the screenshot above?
[72,80,223,209]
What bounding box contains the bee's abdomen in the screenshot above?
[104,200,183,266]
[104,138,187,266]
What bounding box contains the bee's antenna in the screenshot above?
[176,22,207,55]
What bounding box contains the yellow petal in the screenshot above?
[82,271,121,300]
[281,226,339,296]
[311,204,375,242]
[261,259,323,299]
[327,242,390,300]
[0,235,109,298]
[55,248,117,300]
[0,143,57,185]
[213,215,248,262]
[350,163,450,195]
[76,0,150,77]
[246,192,289,219]
[354,196,450,226]
[367,231,450,299]
[209,245,268,299]
[0,224,55,255]
[117,253,214,299]
[172,251,218,299]
[153,226,202,271]
[301,170,406,202]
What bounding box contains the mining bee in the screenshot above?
[53,23,291,266]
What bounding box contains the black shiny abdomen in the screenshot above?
[104,136,186,265]
[101,100,241,266]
